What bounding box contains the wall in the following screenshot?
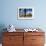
[0,0,46,28]
[0,0,46,29]
[0,0,46,44]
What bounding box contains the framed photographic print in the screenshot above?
[17,7,34,19]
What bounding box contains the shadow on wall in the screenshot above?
[0,24,7,43]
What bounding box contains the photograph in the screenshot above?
[18,7,34,19]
